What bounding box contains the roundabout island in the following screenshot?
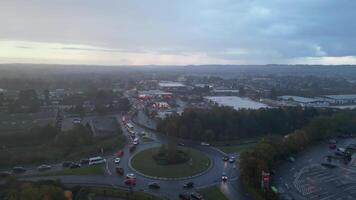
[130,146,211,179]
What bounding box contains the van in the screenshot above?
[89,156,106,165]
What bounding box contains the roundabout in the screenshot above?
[130,146,211,179]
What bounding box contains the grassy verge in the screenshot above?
[89,187,166,200]
[131,147,210,178]
[200,186,229,200]
[23,165,104,177]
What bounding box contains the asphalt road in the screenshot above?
[15,93,249,200]
[17,112,248,200]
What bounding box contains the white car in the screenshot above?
[200,142,210,146]
[126,173,136,180]
[133,138,139,145]
[114,158,121,164]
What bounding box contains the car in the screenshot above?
[178,142,185,146]
[148,182,160,189]
[222,172,228,181]
[12,167,26,174]
[62,161,73,168]
[183,182,194,188]
[129,144,136,153]
[89,156,106,165]
[0,171,12,178]
[114,158,121,164]
[229,156,236,163]
[80,158,90,165]
[133,138,139,145]
[124,178,136,186]
[72,118,81,124]
[328,139,337,144]
[191,192,204,200]
[329,144,337,149]
[115,167,124,175]
[38,164,52,171]
[222,155,229,162]
[287,156,295,162]
[126,173,136,180]
[200,142,210,146]
[116,150,124,157]
[179,193,191,200]
[70,163,81,169]
[321,162,337,168]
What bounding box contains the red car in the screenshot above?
[124,178,136,186]
[116,150,124,157]
[329,144,336,149]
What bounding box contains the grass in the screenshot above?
[200,186,229,200]
[89,187,166,200]
[0,134,126,168]
[131,147,210,178]
[217,143,255,154]
[24,165,104,177]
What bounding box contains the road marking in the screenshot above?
[106,161,112,175]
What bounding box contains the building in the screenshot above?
[211,89,239,96]
[278,95,329,107]
[322,94,356,105]
[158,81,187,92]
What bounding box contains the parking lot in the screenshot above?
[275,138,356,200]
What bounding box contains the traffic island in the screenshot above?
[130,146,211,180]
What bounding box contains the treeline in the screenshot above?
[0,123,125,166]
[239,111,356,200]
[157,106,331,141]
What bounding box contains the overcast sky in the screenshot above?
[0,0,356,65]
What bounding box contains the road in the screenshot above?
[18,93,249,200]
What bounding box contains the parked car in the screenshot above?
[116,150,124,157]
[70,163,81,169]
[89,156,106,165]
[133,138,139,145]
[148,182,160,189]
[80,158,89,165]
[191,192,204,200]
[0,171,12,178]
[200,142,210,146]
[179,193,191,200]
[114,158,121,164]
[38,164,52,171]
[222,172,228,181]
[183,182,194,188]
[12,167,26,174]
[62,161,73,168]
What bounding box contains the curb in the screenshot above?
[128,148,214,181]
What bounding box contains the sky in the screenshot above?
[0,0,356,65]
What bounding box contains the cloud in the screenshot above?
[0,0,355,65]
